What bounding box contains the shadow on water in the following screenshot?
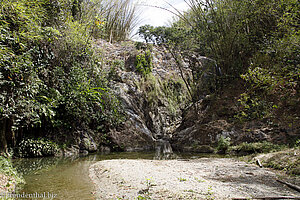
[12,151,222,200]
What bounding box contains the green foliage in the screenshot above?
[216,136,231,154]
[138,25,155,43]
[136,195,151,200]
[135,42,153,51]
[162,78,186,116]
[252,148,300,175]
[178,177,187,182]
[230,141,286,155]
[138,25,184,46]
[0,0,61,130]
[137,73,187,117]
[0,0,127,153]
[138,23,220,102]
[135,41,145,50]
[235,93,274,122]
[138,0,299,113]
[102,0,140,42]
[137,74,161,107]
[295,139,300,148]
[0,156,24,184]
[135,50,153,76]
[15,138,59,158]
[108,59,125,80]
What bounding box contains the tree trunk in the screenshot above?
[0,118,8,154]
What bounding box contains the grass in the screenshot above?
[257,147,300,175]
[229,141,287,155]
[223,141,300,175]
[237,146,300,175]
[178,177,187,182]
[102,0,140,42]
[80,0,141,42]
[194,177,205,183]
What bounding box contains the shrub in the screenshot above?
[217,136,231,154]
[135,50,153,76]
[235,93,274,122]
[108,59,125,80]
[0,156,24,184]
[231,141,285,155]
[15,138,59,158]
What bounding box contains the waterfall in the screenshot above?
[154,139,174,160]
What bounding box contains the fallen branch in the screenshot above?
[256,158,263,168]
[277,179,300,193]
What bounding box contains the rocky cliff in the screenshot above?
[83,40,299,154]
[95,40,188,152]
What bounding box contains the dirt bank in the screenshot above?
[89,158,300,200]
[0,173,16,194]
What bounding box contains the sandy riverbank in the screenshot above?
[89,158,300,200]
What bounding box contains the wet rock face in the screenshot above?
[108,80,155,151]
[97,40,185,151]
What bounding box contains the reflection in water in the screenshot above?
[155,139,176,160]
[13,152,155,200]
[14,156,97,200]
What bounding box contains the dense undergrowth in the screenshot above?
[0,156,24,191]
[0,0,139,154]
[138,0,299,126]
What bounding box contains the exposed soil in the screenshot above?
[0,173,15,194]
[89,158,300,200]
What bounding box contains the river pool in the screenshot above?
[13,152,221,200]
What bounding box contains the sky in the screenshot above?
[132,0,189,40]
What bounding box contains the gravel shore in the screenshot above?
[89,158,300,199]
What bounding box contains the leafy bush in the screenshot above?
[235,93,274,122]
[217,136,231,154]
[135,50,153,76]
[135,41,145,50]
[15,138,59,158]
[138,0,299,116]
[0,0,128,153]
[108,59,125,80]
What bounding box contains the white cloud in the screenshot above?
[132,0,189,40]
